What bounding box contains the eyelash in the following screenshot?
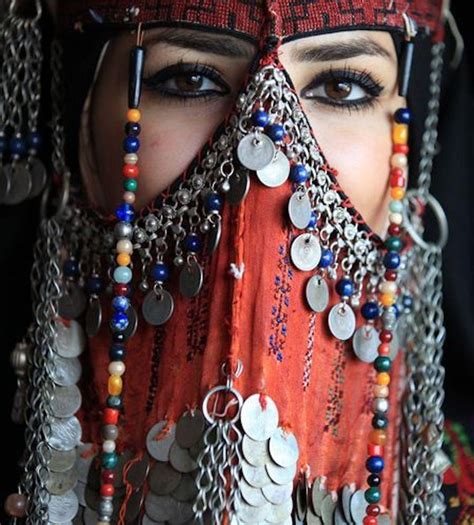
[142,61,384,112]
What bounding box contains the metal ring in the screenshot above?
[403,189,448,250]
[202,384,243,425]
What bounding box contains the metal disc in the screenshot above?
[352,326,379,363]
[310,479,327,517]
[51,385,82,418]
[240,393,279,441]
[328,303,356,341]
[75,443,95,483]
[264,497,292,523]
[46,468,78,495]
[73,480,86,506]
[50,448,77,473]
[334,504,350,525]
[85,298,102,338]
[227,168,250,205]
[290,234,321,271]
[144,493,177,523]
[261,480,293,505]
[169,441,198,473]
[305,275,329,313]
[142,290,174,325]
[55,319,86,359]
[82,507,99,525]
[268,428,299,468]
[341,485,354,523]
[265,461,297,485]
[29,157,48,198]
[207,219,222,254]
[306,507,323,525]
[58,283,87,321]
[240,478,267,507]
[321,493,337,525]
[235,497,270,522]
[51,356,82,387]
[241,459,272,488]
[146,421,176,461]
[349,489,367,525]
[48,490,79,524]
[179,260,203,298]
[175,409,205,448]
[242,434,271,467]
[170,472,198,502]
[3,162,32,205]
[148,461,182,495]
[123,305,138,339]
[256,150,290,188]
[288,191,312,230]
[237,132,276,171]
[125,453,150,489]
[0,164,11,203]
[47,416,82,451]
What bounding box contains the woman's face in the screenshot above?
[87,27,406,236]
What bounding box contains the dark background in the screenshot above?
[0,1,473,521]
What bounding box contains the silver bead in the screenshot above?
[99,499,113,516]
[134,227,147,243]
[144,215,159,232]
[139,281,149,292]
[173,255,184,267]
[114,221,133,239]
[200,221,211,233]
[350,296,360,308]
[373,398,389,413]
[177,189,191,205]
[98,518,111,523]
[10,343,29,377]
[102,424,119,441]
[220,180,231,193]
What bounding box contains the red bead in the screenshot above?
[100,484,115,497]
[380,331,393,343]
[390,173,406,188]
[363,516,378,525]
[4,493,27,518]
[368,443,384,456]
[102,470,115,484]
[378,343,390,356]
[103,408,119,425]
[393,144,409,154]
[388,224,401,236]
[367,504,381,516]
[114,283,130,296]
[123,164,139,178]
[384,270,397,281]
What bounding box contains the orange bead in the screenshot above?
[391,187,405,200]
[108,375,123,396]
[369,429,387,446]
[123,164,139,178]
[376,372,391,386]
[392,123,408,145]
[127,108,141,122]
[374,384,389,397]
[380,293,395,307]
[116,253,131,266]
[378,343,390,356]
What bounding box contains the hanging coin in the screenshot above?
[240,393,279,441]
[288,191,312,230]
[352,326,379,363]
[51,385,82,418]
[179,259,203,298]
[171,472,198,502]
[321,493,337,525]
[125,453,150,490]
[227,168,250,205]
[306,275,329,313]
[169,441,198,473]
[349,489,366,525]
[265,497,293,522]
[142,290,174,325]
[3,162,32,205]
[334,504,350,525]
[51,355,82,387]
[48,416,82,451]
[242,434,272,467]
[256,150,290,187]
[55,319,86,359]
[341,485,354,523]
[175,409,205,448]
[58,282,87,320]
[311,478,327,517]
[241,459,272,489]
[50,448,77,474]
[46,467,78,496]
[148,462,182,495]
[28,157,48,198]
[295,477,309,521]
[266,461,297,485]
[290,234,321,271]
[268,427,299,468]
[240,478,268,507]
[146,420,176,461]
[237,132,276,171]
[0,165,11,203]
[48,491,79,524]
[85,297,102,338]
[261,480,293,505]
[328,303,356,341]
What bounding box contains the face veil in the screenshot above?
[3,1,452,525]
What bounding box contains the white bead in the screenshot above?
[116,239,133,254]
[102,440,116,453]
[390,153,408,169]
[108,361,126,376]
[389,212,403,225]
[124,153,138,165]
[373,397,389,413]
[379,281,397,294]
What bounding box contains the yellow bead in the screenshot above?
[108,375,123,396]
[117,253,131,266]
[392,123,408,145]
[391,187,405,200]
[380,293,395,307]
[376,372,391,386]
[369,429,387,445]
[127,108,141,122]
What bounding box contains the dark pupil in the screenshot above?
[326,80,352,100]
[177,73,203,91]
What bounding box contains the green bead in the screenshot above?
[385,236,404,252]
[101,452,118,469]
[107,395,122,409]
[374,356,392,372]
[365,486,381,503]
[123,178,137,192]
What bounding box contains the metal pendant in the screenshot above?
[349,488,367,524]
[240,393,279,441]
[55,319,86,358]
[48,491,79,524]
[207,219,222,254]
[311,478,327,517]
[328,303,356,341]
[341,485,354,523]
[85,296,102,338]
[146,420,177,461]
[306,275,329,313]
[46,467,78,495]
[142,289,174,325]
[51,384,82,418]
[58,282,87,320]
[49,448,77,474]
[3,162,32,205]
[237,131,276,171]
[51,355,82,387]
[352,325,379,363]
[242,434,272,467]
[47,415,82,451]
[179,259,204,298]
[268,427,299,468]
[227,168,250,205]
[256,149,290,187]
[175,409,205,448]
[288,191,312,230]
[290,233,321,271]
[29,157,48,198]
[321,493,337,525]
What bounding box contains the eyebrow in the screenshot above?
[144,31,256,60]
[290,37,394,63]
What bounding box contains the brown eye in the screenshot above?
[175,73,204,92]
[325,79,352,100]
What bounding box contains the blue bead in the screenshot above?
[115,202,135,222]
[266,123,285,142]
[9,135,27,157]
[361,301,380,320]
[27,131,42,151]
[307,212,318,229]
[109,344,126,361]
[289,164,308,183]
[319,249,334,268]
[123,136,140,153]
[366,455,384,473]
[63,259,79,278]
[394,107,411,124]
[112,295,130,312]
[336,278,354,297]
[114,266,132,284]
[151,263,169,282]
[252,109,269,127]
[184,234,202,252]
[383,251,400,269]
[205,192,223,212]
[125,121,141,136]
[402,294,413,309]
[110,311,129,332]
[86,275,103,295]
[107,395,123,409]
